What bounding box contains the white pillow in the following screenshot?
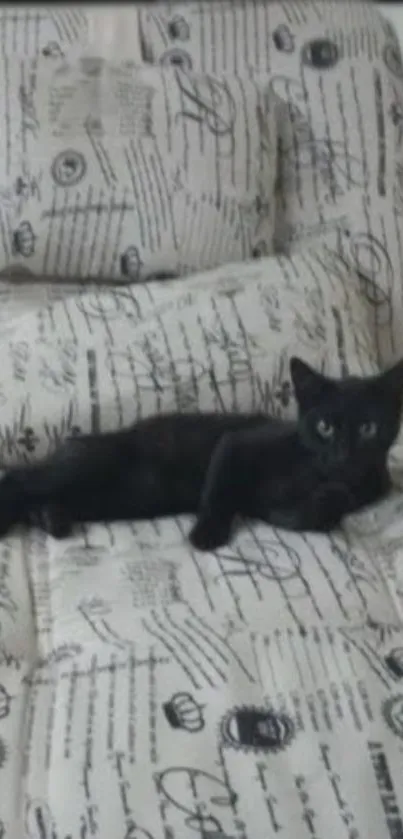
[0,56,277,281]
[0,7,144,62]
[0,243,379,465]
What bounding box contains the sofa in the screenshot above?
[0,2,403,836]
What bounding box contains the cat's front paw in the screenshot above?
[189,516,232,552]
[313,485,349,531]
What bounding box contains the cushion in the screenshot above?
[0,244,380,466]
[0,56,277,281]
[1,5,403,839]
[138,0,403,366]
[0,242,400,839]
[0,6,143,62]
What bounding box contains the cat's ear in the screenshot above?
[379,358,403,398]
[290,356,331,408]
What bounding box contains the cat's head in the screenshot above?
[290,356,403,469]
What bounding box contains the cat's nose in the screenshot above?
[333,448,348,465]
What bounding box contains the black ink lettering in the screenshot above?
[175,72,236,158]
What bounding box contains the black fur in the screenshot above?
[0,355,402,550]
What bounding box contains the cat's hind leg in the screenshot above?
[29,503,74,539]
[0,469,31,536]
[0,437,97,537]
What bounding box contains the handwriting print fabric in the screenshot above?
[0,0,402,367]
[0,244,381,465]
[0,245,403,837]
[0,59,277,282]
[140,0,403,364]
[0,3,403,839]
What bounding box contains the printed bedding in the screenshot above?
[1,2,403,838]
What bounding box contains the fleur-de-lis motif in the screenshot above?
[17,427,39,453]
[0,685,10,720]
[70,425,82,437]
[275,381,292,408]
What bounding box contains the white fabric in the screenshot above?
[0,3,403,839]
[0,247,403,838]
[0,245,381,464]
[0,55,277,281]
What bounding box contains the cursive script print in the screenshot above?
[155,767,237,837]
[37,339,78,396]
[0,738,7,770]
[174,71,237,158]
[78,598,134,650]
[0,165,42,214]
[142,606,256,689]
[0,559,18,625]
[24,797,73,839]
[215,541,302,584]
[18,64,40,139]
[0,684,11,719]
[281,135,367,201]
[337,230,394,340]
[0,6,403,839]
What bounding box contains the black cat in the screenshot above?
[0,355,401,551]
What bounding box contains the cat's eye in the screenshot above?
[359,421,378,440]
[316,419,335,439]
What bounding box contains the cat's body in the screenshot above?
[0,355,401,550]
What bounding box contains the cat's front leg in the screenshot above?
[189,433,242,552]
[304,467,392,531]
[347,463,392,513]
[308,483,350,531]
[268,484,349,533]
